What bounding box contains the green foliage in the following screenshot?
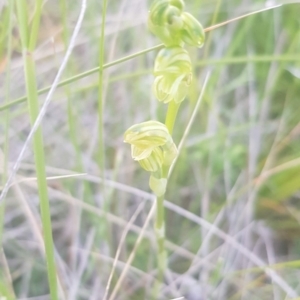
[1,0,300,299]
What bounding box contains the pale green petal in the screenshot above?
[153,73,190,103]
[138,147,164,172]
[181,12,205,48]
[153,75,174,103]
[125,121,169,135]
[154,47,192,76]
[126,132,167,148]
[124,121,170,147]
[131,146,153,160]
[169,0,185,10]
[167,73,189,102]
[173,77,190,103]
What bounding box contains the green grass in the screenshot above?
[15,0,59,298]
[1,0,300,299]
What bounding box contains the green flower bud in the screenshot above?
[124,120,178,172]
[180,12,205,47]
[148,0,205,48]
[148,0,185,47]
[153,47,192,103]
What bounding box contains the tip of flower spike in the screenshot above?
[147,0,185,47]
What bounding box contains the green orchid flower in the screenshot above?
[124,120,178,172]
[124,120,178,196]
[153,47,192,103]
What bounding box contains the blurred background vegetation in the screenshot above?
[1,0,300,299]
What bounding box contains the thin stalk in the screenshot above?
[165,101,181,136]
[0,2,14,296]
[59,0,87,275]
[0,250,15,299]
[16,1,58,299]
[0,0,14,248]
[97,0,108,173]
[16,0,29,47]
[96,0,112,252]
[23,50,59,300]
[59,0,84,173]
[4,51,300,113]
[0,44,164,112]
[202,0,222,59]
[155,194,166,277]
[28,0,43,51]
[0,7,9,59]
[153,100,181,296]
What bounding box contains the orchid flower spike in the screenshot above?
[153,47,192,103]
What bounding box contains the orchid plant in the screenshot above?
[124,0,205,289]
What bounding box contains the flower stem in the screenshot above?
[98,0,108,172]
[153,101,181,296]
[153,194,166,299]
[155,194,166,275]
[165,101,181,135]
